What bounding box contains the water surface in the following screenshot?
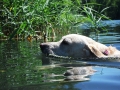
[0,20,120,90]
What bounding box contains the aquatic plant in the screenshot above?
[82,5,109,31]
[87,0,120,20]
[78,3,110,40]
[1,0,82,40]
[1,0,119,41]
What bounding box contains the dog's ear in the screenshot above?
[87,44,106,58]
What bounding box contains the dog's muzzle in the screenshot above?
[40,43,53,55]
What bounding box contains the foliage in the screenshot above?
[86,0,120,19]
[81,4,109,34]
[1,0,82,40]
[1,0,119,40]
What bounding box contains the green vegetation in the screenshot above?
[0,0,120,41]
[85,0,120,20]
[81,4,109,40]
[1,0,82,40]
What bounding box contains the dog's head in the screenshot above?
[40,34,120,58]
[40,34,95,58]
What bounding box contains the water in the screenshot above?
[0,20,120,90]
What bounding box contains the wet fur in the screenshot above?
[40,34,120,58]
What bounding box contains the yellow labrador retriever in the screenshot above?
[40,34,120,58]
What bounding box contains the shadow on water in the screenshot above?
[0,20,120,90]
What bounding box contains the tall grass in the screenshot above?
[1,0,82,40]
[1,0,111,41]
[81,4,109,34]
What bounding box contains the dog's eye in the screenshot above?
[62,38,71,45]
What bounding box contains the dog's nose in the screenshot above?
[40,43,47,49]
[40,43,49,51]
[40,43,51,55]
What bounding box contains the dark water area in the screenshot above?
[0,20,120,90]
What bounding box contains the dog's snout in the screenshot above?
[40,43,48,49]
[40,43,52,55]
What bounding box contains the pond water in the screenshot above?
[0,20,120,90]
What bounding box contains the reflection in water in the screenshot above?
[38,65,95,82]
[64,66,95,81]
[0,41,42,90]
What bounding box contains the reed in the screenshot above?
[71,2,110,40]
[0,0,112,41]
[81,4,109,34]
[1,0,83,40]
